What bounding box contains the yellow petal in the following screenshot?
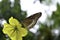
[3,23,14,34]
[8,29,23,40]
[20,28,28,37]
[9,17,21,26]
[11,35,22,40]
[3,24,23,40]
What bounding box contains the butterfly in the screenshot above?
[21,12,42,29]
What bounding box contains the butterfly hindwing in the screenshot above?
[22,12,42,29]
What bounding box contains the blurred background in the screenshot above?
[0,0,60,40]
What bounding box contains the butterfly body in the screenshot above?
[22,12,42,29]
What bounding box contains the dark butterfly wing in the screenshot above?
[22,12,42,29]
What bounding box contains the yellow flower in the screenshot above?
[2,17,28,40]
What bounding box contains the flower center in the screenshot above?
[14,26,18,31]
[15,27,17,30]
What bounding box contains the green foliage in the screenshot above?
[0,0,27,21]
[52,3,60,28]
[0,0,60,40]
[23,32,35,40]
[39,24,53,40]
[1,0,11,20]
[38,3,60,40]
[39,0,51,5]
[39,0,45,2]
[0,27,6,40]
[0,0,27,40]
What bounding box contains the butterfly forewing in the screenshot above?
[22,12,42,29]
